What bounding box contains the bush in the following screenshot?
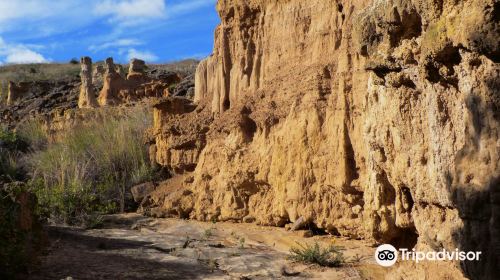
[0,127,28,181]
[0,182,45,279]
[289,242,346,267]
[16,118,48,151]
[25,106,154,226]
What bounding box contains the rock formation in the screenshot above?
[147,0,499,278]
[97,58,172,106]
[6,81,30,105]
[93,64,105,89]
[127,58,148,83]
[98,57,126,106]
[78,57,97,108]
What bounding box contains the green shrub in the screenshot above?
[289,242,346,267]
[0,127,28,181]
[25,106,154,226]
[0,182,44,279]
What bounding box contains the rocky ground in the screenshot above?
[23,214,386,280]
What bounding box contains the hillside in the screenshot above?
[0,60,198,104]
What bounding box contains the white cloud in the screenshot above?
[94,0,166,25]
[0,0,217,62]
[89,38,143,52]
[5,48,47,64]
[126,48,158,62]
[0,0,94,36]
[0,37,48,64]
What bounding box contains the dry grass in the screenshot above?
[148,59,199,75]
[22,106,154,226]
[289,242,347,267]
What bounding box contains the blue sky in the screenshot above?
[0,0,219,64]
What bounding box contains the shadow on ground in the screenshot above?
[23,226,222,280]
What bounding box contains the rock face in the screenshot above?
[147,0,497,278]
[7,81,31,105]
[78,57,98,108]
[1,80,79,128]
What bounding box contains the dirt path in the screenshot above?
[24,214,383,280]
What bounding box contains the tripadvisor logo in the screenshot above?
[375,244,398,267]
[374,244,482,267]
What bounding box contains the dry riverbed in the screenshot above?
[25,214,386,279]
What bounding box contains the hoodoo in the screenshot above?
[78,56,98,108]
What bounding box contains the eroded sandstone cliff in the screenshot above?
[147,0,499,278]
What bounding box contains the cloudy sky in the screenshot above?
[0,0,219,65]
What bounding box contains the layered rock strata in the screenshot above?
[147,0,499,278]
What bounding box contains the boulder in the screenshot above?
[290,216,307,231]
[131,182,155,203]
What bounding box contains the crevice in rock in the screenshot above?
[344,123,359,193]
[365,61,402,80]
[400,186,414,212]
[223,99,231,111]
[435,45,462,74]
[389,9,422,47]
[241,116,257,141]
[239,106,257,141]
[377,171,396,205]
[337,3,343,13]
[391,227,418,249]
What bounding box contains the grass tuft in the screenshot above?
[289,242,347,267]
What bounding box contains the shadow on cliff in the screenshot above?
[451,176,500,280]
[451,73,500,279]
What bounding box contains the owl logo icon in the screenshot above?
[375,244,398,267]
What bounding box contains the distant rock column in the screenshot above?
[98,57,125,106]
[92,64,105,89]
[115,64,125,79]
[78,56,98,108]
[6,81,15,105]
[7,81,21,105]
[127,58,148,84]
